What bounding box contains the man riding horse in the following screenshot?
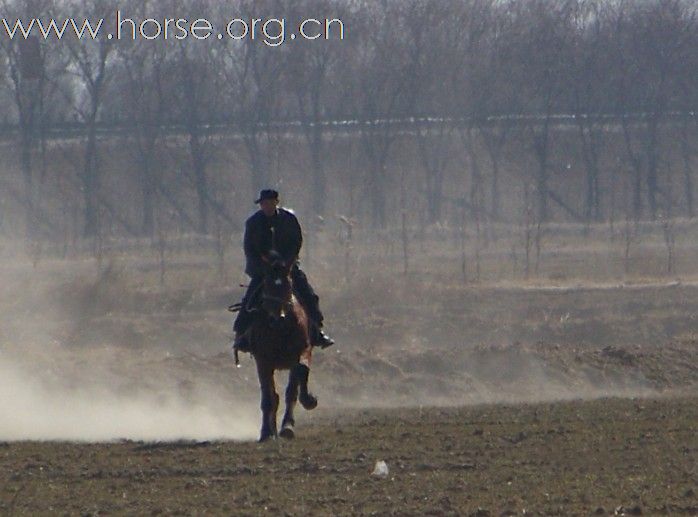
[233,189,335,352]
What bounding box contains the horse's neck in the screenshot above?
[289,294,307,321]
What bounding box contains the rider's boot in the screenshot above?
[310,323,335,349]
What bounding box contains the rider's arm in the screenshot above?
[244,218,265,270]
[285,213,303,264]
[243,219,254,257]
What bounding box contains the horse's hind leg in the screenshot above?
[257,362,279,442]
[280,371,298,440]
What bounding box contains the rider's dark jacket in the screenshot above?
[244,207,302,278]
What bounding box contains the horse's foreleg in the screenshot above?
[280,370,299,439]
[270,388,279,438]
[293,351,318,411]
[257,362,279,442]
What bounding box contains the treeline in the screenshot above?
[0,0,697,242]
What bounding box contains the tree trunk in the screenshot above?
[681,119,695,218]
[645,116,660,220]
[189,130,209,234]
[310,126,326,216]
[82,122,100,237]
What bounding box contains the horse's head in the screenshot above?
[261,251,293,324]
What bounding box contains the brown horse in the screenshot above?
[244,251,318,442]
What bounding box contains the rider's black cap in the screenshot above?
[255,189,279,204]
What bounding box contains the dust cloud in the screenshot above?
[0,352,258,442]
[0,249,694,443]
[0,258,258,442]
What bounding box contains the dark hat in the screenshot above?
[255,189,279,204]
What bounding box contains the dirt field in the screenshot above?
[0,397,696,515]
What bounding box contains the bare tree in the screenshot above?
[0,0,697,256]
[349,1,415,228]
[612,0,693,221]
[174,39,220,234]
[405,0,462,225]
[285,0,347,216]
[0,0,56,237]
[117,2,169,236]
[64,0,115,237]
[568,0,610,226]
[515,0,574,223]
[215,0,289,196]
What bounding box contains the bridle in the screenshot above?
[261,267,293,320]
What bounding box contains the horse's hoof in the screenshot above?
[300,393,318,410]
[258,433,276,443]
[279,426,295,440]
